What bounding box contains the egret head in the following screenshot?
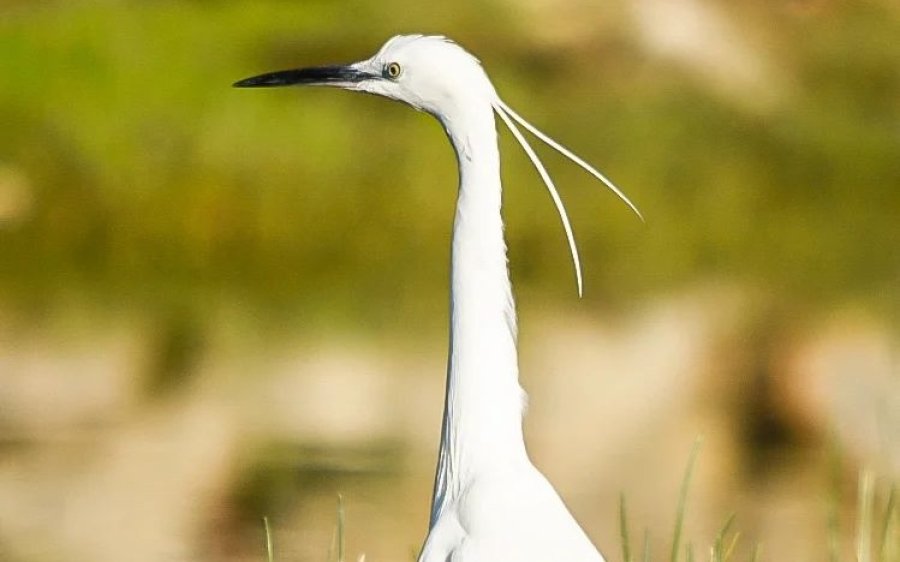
[235,34,642,296]
[234,35,495,118]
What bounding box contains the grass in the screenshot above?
[263,516,274,562]
[327,494,346,562]
[260,448,899,562]
[880,487,897,562]
[863,472,900,562]
[618,440,899,562]
[262,495,349,562]
[859,470,876,562]
[670,439,702,562]
[620,439,730,562]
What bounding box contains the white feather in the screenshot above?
[494,98,644,222]
[494,101,585,297]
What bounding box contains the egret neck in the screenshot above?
[430,99,528,522]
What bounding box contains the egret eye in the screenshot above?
[385,62,402,79]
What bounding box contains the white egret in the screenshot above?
[235,34,641,562]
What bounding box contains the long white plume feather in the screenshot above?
[494,98,644,222]
[494,102,584,297]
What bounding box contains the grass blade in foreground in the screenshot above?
[858,470,875,562]
[327,494,345,562]
[621,493,633,562]
[878,485,896,562]
[263,516,274,562]
[670,438,702,562]
[748,544,761,562]
[642,529,652,562]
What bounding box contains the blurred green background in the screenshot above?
[0,1,898,561]
[3,0,897,323]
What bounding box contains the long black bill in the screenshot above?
[233,65,374,88]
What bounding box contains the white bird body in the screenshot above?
[235,34,641,562]
[422,467,603,561]
[420,67,602,561]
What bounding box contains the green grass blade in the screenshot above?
[723,532,742,562]
[643,529,652,562]
[879,485,896,562]
[263,517,274,562]
[713,513,737,561]
[326,495,347,562]
[749,544,761,562]
[338,494,346,562]
[621,493,633,562]
[858,470,875,562]
[670,438,702,562]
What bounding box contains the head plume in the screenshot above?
[491,97,643,297]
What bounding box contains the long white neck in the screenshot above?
[428,100,528,525]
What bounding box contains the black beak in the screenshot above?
[233,65,375,88]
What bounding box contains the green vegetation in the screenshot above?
[1,1,897,334]
[262,450,898,562]
[617,443,899,562]
[328,494,346,562]
[263,516,274,562]
[619,440,748,562]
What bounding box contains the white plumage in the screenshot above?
[235,34,641,562]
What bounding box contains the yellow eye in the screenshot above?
[386,62,402,78]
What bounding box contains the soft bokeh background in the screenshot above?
[1,1,898,561]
